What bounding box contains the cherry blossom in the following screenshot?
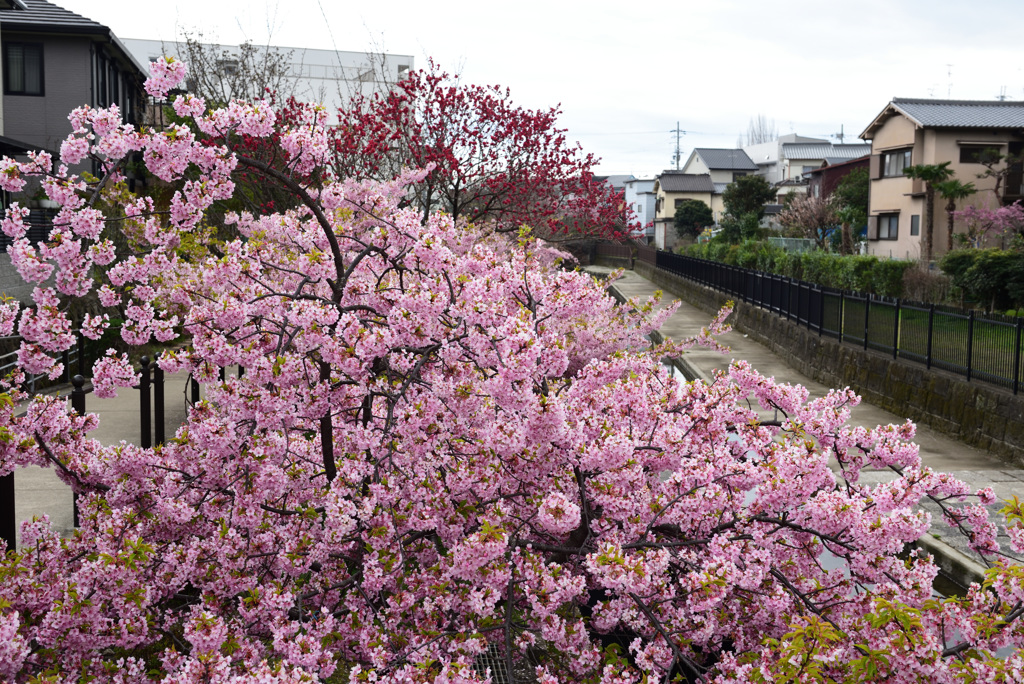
[0,60,1020,684]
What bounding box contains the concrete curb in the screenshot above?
[913,533,990,591]
[600,278,711,384]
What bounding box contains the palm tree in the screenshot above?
[904,162,953,262]
[934,179,977,251]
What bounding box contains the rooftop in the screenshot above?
[862,98,1024,138]
[694,148,758,171]
[657,173,715,193]
[782,143,871,160]
[0,0,107,34]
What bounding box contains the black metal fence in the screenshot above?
[1,356,174,553]
[0,208,57,250]
[655,252,1024,395]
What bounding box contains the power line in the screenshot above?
[570,129,728,137]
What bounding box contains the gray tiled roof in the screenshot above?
[0,0,107,33]
[695,148,758,171]
[594,174,634,190]
[782,143,871,160]
[892,98,1024,129]
[658,173,715,193]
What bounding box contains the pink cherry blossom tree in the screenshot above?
[953,200,1024,248]
[0,59,1023,683]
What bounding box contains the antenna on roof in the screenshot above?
[833,124,845,144]
[996,85,1008,101]
[670,121,687,170]
[946,63,953,97]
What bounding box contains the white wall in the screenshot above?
[122,38,414,122]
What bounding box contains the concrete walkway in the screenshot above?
[12,370,195,547]
[590,265,1024,576]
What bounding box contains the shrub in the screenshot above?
[902,264,950,303]
[871,260,914,298]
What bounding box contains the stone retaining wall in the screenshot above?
[635,261,1024,467]
[593,255,632,269]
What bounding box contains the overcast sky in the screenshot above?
[56,0,1024,178]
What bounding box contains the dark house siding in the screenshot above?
[3,33,91,153]
[807,156,870,201]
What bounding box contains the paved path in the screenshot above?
[12,370,196,547]
[590,265,1024,575]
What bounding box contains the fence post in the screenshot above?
[190,376,200,405]
[1014,318,1022,395]
[63,346,71,384]
[892,300,900,360]
[863,296,870,351]
[966,310,975,383]
[154,361,165,447]
[819,289,825,336]
[140,357,152,449]
[71,375,85,527]
[77,327,85,377]
[838,290,846,342]
[926,305,935,370]
[218,367,226,382]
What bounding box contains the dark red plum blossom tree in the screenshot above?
[329,60,631,239]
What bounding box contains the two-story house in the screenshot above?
[1,0,146,154]
[651,171,715,250]
[0,0,146,303]
[680,148,758,220]
[860,98,1024,260]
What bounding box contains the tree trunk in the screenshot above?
[946,198,956,252]
[841,222,853,256]
[922,186,935,263]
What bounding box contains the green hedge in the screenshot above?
[939,248,1024,311]
[685,241,913,298]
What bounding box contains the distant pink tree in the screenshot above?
[953,200,1024,248]
[0,58,1022,683]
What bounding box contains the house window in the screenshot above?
[959,144,1001,164]
[878,213,899,240]
[4,42,43,95]
[674,198,684,208]
[732,172,747,181]
[881,148,912,177]
[910,214,920,236]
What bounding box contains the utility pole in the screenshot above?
[671,121,686,170]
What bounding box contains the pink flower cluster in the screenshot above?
[145,56,187,99]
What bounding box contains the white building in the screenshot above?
[623,177,656,239]
[743,133,829,185]
[122,38,414,122]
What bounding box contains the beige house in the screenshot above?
[679,148,759,223]
[651,172,715,250]
[860,98,1024,260]
[682,148,758,186]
